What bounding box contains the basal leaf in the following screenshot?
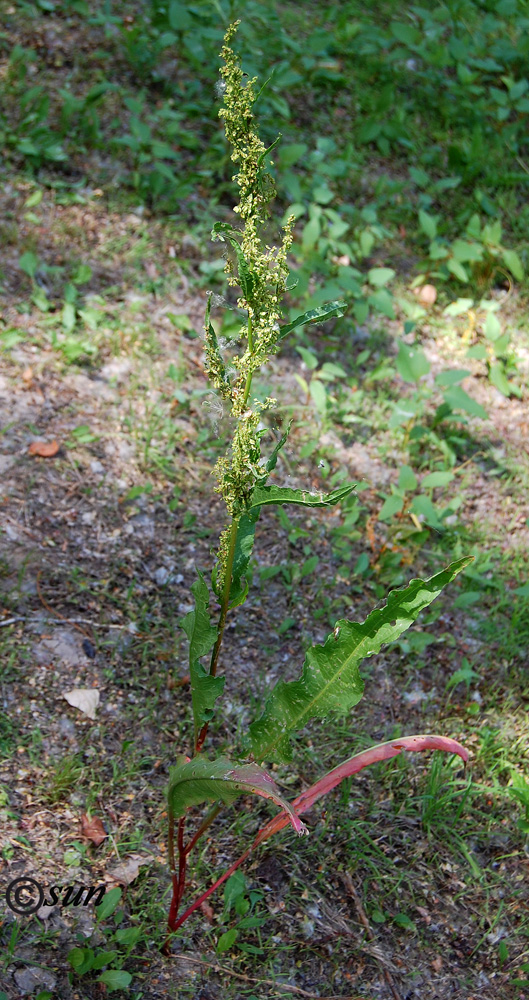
[253,734,469,847]
[181,574,224,741]
[246,557,472,761]
[167,755,308,836]
[278,301,347,340]
[248,482,355,511]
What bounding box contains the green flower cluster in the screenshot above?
[205,21,294,542]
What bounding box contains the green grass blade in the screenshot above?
[246,557,473,761]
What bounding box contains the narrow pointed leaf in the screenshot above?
[167,755,308,836]
[246,556,472,761]
[211,222,255,302]
[265,421,293,475]
[204,294,230,395]
[181,574,224,741]
[253,734,469,847]
[257,134,281,171]
[248,482,356,511]
[278,300,347,340]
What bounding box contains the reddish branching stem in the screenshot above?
[165,736,469,943]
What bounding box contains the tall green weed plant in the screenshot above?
[162,22,471,939]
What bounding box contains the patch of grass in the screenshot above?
[44,753,84,805]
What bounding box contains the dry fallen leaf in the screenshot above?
[200,901,215,923]
[413,283,437,306]
[431,956,443,973]
[22,367,33,383]
[81,813,107,846]
[62,688,100,720]
[106,854,151,886]
[28,440,60,458]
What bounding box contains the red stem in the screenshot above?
[165,735,468,937]
[176,817,187,907]
[169,845,253,933]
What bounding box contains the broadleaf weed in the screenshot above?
[164,22,471,945]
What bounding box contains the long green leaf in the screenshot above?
[204,294,230,395]
[265,421,293,475]
[278,300,347,340]
[228,509,260,609]
[246,557,473,761]
[248,482,356,511]
[181,574,224,742]
[167,755,307,837]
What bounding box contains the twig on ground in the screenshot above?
[0,615,126,629]
[172,953,369,999]
[36,570,92,639]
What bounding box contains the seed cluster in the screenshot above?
[205,21,294,560]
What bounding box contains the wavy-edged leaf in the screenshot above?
[278,300,347,341]
[228,508,260,609]
[211,222,255,303]
[181,574,224,742]
[246,557,472,761]
[248,482,355,511]
[167,755,308,837]
[169,734,469,931]
[253,734,469,846]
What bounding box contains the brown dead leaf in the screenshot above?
[106,854,151,886]
[28,440,60,458]
[22,367,33,384]
[200,901,215,923]
[62,688,100,720]
[431,956,443,973]
[81,813,107,846]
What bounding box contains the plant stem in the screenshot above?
[165,803,222,942]
[176,816,187,907]
[184,802,223,855]
[168,844,253,933]
[195,514,239,753]
[241,314,253,409]
[168,811,176,876]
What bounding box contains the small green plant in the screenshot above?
[164,22,471,942]
[417,208,524,291]
[508,770,529,836]
[67,888,135,993]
